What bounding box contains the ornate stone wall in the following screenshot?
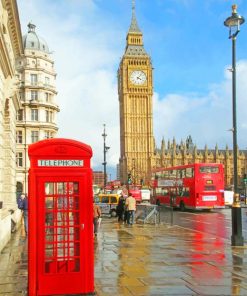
[0,0,23,252]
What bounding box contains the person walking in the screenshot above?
[17,193,28,235]
[116,194,125,222]
[93,201,101,237]
[125,193,136,225]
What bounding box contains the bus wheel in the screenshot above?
[156,199,160,206]
[180,202,185,211]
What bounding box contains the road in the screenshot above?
[159,206,247,242]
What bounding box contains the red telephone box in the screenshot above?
[28,138,94,296]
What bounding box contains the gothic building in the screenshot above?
[154,135,247,190]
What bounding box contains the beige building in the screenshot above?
[0,0,23,252]
[0,4,59,252]
[16,23,59,195]
[118,2,155,185]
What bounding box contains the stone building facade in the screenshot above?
[0,0,23,252]
[15,23,59,195]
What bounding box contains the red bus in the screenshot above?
[150,163,225,211]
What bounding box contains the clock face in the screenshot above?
[130,70,147,85]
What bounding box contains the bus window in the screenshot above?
[164,171,169,178]
[181,187,190,197]
[186,168,194,178]
[178,186,183,196]
[200,166,219,173]
[170,188,176,195]
[204,185,216,191]
[156,187,162,195]
[161,188,168,196]
[172,170,177,178]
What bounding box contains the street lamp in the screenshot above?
[102,124,110,192]
[224,4,245,246]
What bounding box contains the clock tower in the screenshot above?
[118,0,155,185]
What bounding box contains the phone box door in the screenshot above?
[36,176,93,295]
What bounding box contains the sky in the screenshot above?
[17,0,247,179]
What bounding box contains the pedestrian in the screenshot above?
[17,193,28,235]
[116,194,125,222]
[93,201,101,237]
[125,193,136,225]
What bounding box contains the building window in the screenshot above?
[31,74,37,85]
[31,109,38,121]
[17,109,24,121]
[31,90,38,101]
[16,131,23,144]
[31,131,39,143]
[45,92,50,102]
[45,76,50,86]
[16,182,23,196]
[46,110,53,122]
[44,131,53,139]
[16,152,23,167]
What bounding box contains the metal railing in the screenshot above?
[136,203,175,226]
[135,204,159,224]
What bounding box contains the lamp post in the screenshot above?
[224,4,245,246]
[102,124,110,193]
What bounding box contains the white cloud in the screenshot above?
[154,59,247,149]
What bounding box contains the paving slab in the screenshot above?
[1,219,247,295]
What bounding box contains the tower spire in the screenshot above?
[132,0,135,16]
[129,0,141,33]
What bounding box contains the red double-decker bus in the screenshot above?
[150,163,225,211]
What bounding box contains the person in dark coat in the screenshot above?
[17,193,28,234]
[116,195,125,222]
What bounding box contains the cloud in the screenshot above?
[154,59,247,149]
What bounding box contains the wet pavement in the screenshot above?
[1,219,247,295]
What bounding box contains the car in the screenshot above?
[96,194,120,217]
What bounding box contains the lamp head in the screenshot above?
[224,4,245,38]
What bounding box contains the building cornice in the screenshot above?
[3,0,24,57]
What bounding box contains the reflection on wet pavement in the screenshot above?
[2,218,247,295]
[95,220,247,296]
